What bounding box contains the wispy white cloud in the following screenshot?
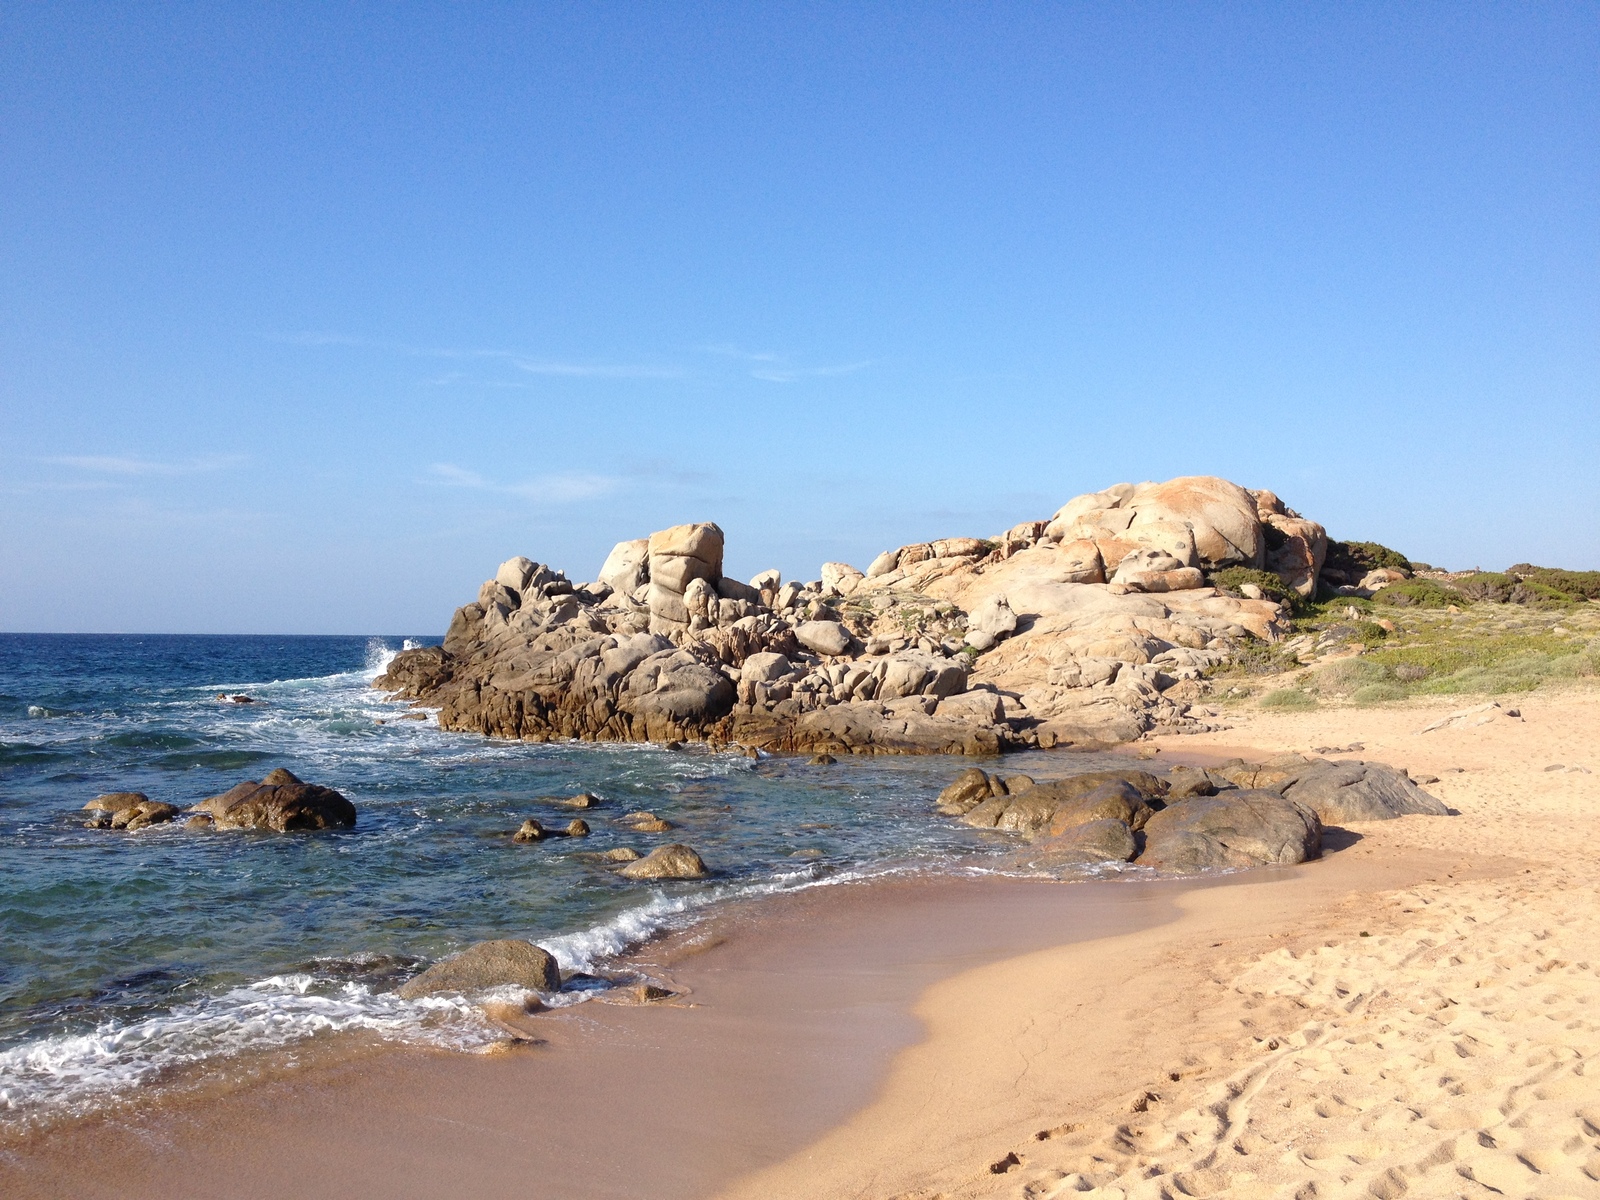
[749,361,873,384]
[42,454,246,476]
[700,343,784,363]
[698,343,873,384]
[270,331,681,381]
[427,463,618,505]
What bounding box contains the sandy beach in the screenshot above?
[4,688,1597,1199]
[719,687,1600,1199]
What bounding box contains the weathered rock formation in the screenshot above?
[376,475,1337,755]
[617,843,710,880]
[79,772,356,832]
[82,792,181,831]
[186,769,357,831]
[940,755,1447,874]
[396,938,562,999]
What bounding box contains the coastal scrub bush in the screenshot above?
[1312,658,1390,697]
[1509,581,1582,608]
[1453,573,1517,604]
[1374,579,1459,609]
[1507,565,1600,601]
[1354,621,1390,646]
[1351,682,1408,705]
[1259,688,1317,711]
[1325,540,1412,575]
[1210,566,1301,611]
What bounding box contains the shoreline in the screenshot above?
[4,690,1595,1198]
[2,871,1209,1198]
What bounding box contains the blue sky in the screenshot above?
[2,3,1596,634]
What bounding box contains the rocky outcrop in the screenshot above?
[187,769,357,831]
[944,756,1445,875]
[396,939,562,999]
[376,475,1342,755]
[1269,758,1450,824]
[1138,791,1323,871]
[82,792,181,831]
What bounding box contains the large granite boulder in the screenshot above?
[796,620,852,656]
[187,769,357,831]
[1138,791,1321,871]
[599,538,650,596]
[617,843,709,880]
[961,769,1167,835]
[397,939,561,999]
[619,654,736,733]
[1127,476,1264,567]
[1019,818,1138,868]
[1282,760,1449,824]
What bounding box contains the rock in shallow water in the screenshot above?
[1019,818,1138,868]
[186,769,356,832]
[617,843,709,880]
[397,939,561,999]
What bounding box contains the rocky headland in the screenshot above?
[377,474,1378,755]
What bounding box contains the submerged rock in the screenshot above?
[397,939,561,999]
[513,819,549,843]
[620,811,674,833]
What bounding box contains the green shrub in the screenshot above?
[1210,566,1301,611]
[1354,621,1389,645]
[1374,579,1460,608]
[1454,572,1517,603]
[1351,682,1408,705]
[1325,540,1412,575]
[1313,658,1390,696]
[1506,565,1600,600]
[1259,688,1317,711]
[1509,581,1582,608]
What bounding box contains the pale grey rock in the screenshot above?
[967,594,1018,639]
[599,539,650,596]
[740,651,793,684]
[866,549,900,578]
[796,620,852,656]
[821,562,865,596]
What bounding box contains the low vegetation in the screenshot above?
[1206,552,1600,708]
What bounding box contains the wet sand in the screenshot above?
[8,688,1594,1199]
[1,872,1194,1199]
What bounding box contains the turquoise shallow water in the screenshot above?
[0,633,1128,1119]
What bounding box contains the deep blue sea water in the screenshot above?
[0,633,1127,1121]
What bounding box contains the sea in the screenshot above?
[0,633,1133,1125]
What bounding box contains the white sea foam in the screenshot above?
[0,973,496,1119]
[0,861,904,1120]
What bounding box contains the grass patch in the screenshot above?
[1350,682,1409,705]
[1259,688,1317,711]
